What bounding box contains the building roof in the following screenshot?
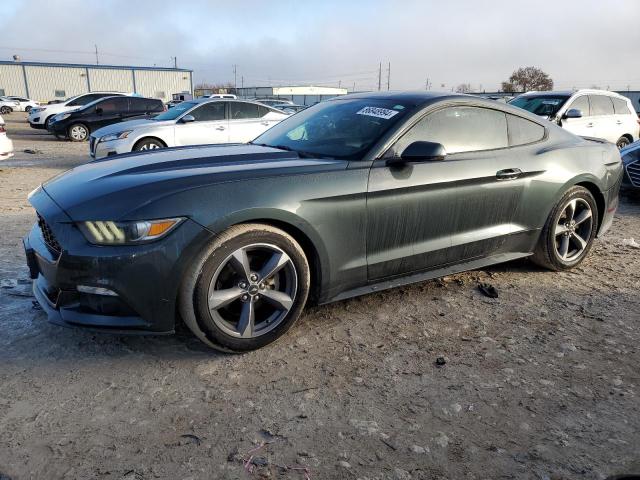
[0,60,192,72]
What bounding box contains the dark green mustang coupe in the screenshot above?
[24,92,623,351]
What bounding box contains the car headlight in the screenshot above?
[99,130,132,143]
[78,218,184,245]
[31,107,44,114]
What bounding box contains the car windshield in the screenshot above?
[252,98,412,159]
[153,101,198,120]
[509,95,570,117]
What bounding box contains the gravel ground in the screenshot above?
[1,113,639,480]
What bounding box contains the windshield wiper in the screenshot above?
[251,143,323,159]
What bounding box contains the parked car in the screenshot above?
[28,91,128,129]
[272,103,307,114]
[510,89,639,149]
[25,92,622,352]
[620,140,640,189]
[1,96,39,112]
[89,99,288,159]
[0,115,13,158]
[47,96,164,142]
[204,94,237,99]
[0,98,19,115]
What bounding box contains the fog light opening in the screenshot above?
[77,285,119,297]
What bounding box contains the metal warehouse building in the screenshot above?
[0,61,193,103]
[233,85,348,105]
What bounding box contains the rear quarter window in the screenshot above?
[507,114,545,146]
[612,97,632,115]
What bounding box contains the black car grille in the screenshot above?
[37,213,62,255]
[627,161,640,187]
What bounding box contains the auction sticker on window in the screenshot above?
[356,106,400,120]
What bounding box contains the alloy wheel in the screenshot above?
[70,125,88,141]
[207,243,297,339]
[139,143,162,150]
[553,198,593,262]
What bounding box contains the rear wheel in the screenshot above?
[179,224,310,352]
[616,136,631,149]
[68,123,89,142]
[133,138,166,152]
[531,186,598,271]
[25,106,32,113]
[0,106,11,115]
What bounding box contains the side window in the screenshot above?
[589,95,614,116]
[190,102,226,121]
[568,95,590,116]
[129,98,160,112]
[393,106,508,155]
[507,114,545,146]
[257,105,271,117]
[98,97,128,113]
[230,102,260,120]
[612,97,632,115]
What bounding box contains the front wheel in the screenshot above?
[179,224,310,352]
[0,106,11,115]
[68,123,89,142]
[25,106,32,113]
[531,186,598,271]
[133,138,166,152]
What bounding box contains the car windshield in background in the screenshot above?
[509,95,570,117]
[252,99,411,159]
[153,101,198,120]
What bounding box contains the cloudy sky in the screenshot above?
[2,0,639,92]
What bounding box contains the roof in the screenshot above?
[330,90,462,106]
[0,60,192,72]
[518,89,627,98]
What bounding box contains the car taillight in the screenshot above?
[0,125,5,133]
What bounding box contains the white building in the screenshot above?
[0,61,193,103]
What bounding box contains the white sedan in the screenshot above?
[90,99,289,159]
[1,96,39,112]
[0,98,19,115]
[0,115,14,159]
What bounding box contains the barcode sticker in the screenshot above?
[356,106,399,120]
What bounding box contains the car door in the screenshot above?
[92,97,128,130]
[173,101,228,146]
[611,96,638,141]
[588,95,618,142]
[560,94,594,137]
[227,102,273,143]
[366,105,535,280]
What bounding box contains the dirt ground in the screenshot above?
[1,112,639,480]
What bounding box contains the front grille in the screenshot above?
[37,213,62,255]
[627,161,640,187]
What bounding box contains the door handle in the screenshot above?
[496,168,522,180]
[261,121,270,126]
[586,122,594,128]
[616,120,623,125]
[215,126,225,131]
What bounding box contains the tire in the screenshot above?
[531,186,598,271]
[25,106,32,113]
[44,116,54,129]
[0,106,11,115]
[616,136,631,149]
[68,123,89,142]
[179,224,310,352]
[133,138,166,152]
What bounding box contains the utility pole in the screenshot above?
[353,81,356,92]
[378,62,382,91]
[171,56,177,69]
[241,76,244,89]
[233,64,237,90]
[94,44,99,65]
[387,62,390,91]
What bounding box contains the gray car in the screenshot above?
[24,92,623,352]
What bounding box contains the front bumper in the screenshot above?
[25,187,214,334]
[47,120,68,136]
[90,137,134,159]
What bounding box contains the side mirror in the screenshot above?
[563,108,582,119]
[95,107,103,115]
[180,114,195,123]
[389,141,447,165]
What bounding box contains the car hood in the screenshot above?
[92,118,174,137]
[41,144,347,220]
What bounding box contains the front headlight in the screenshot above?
[78,218,184,245]
[31,107,44,114]
[99,130,132,143]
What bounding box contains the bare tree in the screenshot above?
[455,83,473,93]
[501,81,516,93]
[505,67,553,92]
